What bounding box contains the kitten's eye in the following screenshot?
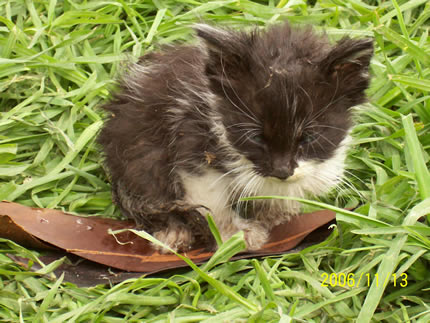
[251,134,265,145]
[300,133,317,145]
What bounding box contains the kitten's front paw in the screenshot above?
[230,221,268,251]
[225,218,269,251]
[152,226,194,254]
[244,225,269,251]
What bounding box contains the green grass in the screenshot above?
[1,0,430,321]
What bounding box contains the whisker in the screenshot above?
[298,85,314,116]
[220,61,260,124]
[315,133,337,147]
[210,163,253,189]
[306,124,347,132]
[219,59,260,125]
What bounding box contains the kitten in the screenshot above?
[98,22,373,253]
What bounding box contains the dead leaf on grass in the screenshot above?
[0,201,336,281]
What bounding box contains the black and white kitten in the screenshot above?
[98,22,373,252]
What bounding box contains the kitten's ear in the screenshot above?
[321,37,373,80]
[194,24,252,78]
[194,24,238,53]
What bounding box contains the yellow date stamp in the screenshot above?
[321,272,408,288]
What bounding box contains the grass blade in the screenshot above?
[402,114,430,200]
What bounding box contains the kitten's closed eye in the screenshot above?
[299,133,318,145]
[250,134,265,145]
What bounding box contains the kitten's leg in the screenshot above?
[234,218,269,250]
[231,202,297,250]
[152,217,193,253]
[253,200,296,227]
[108,144,215,252]
[116,183,214,252]
[150,208,214,253]
[215,210,269,251]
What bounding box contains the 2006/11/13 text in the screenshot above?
[321,272,408,288]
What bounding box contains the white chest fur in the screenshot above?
[179,168,233,219]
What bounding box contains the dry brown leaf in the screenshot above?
[0,201,336,273]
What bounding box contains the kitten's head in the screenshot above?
[196,22,372,190]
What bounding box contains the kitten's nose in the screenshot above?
[271,160,297,180]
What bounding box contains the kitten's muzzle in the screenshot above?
[271,159,298,180]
